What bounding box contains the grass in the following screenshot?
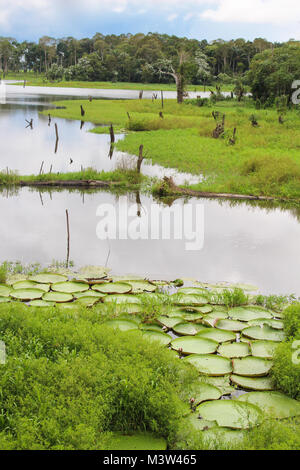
[40,98,300,201]
[6,72,234,92]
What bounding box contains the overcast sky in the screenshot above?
[1,0,300,42]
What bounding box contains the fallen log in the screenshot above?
[19,180,122,188]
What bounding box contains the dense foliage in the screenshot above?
[0,303,196,450]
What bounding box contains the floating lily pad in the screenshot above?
[250,340,278,359]
[79,265,108,280]
[127,280,157,293]
[157,316,182,329]
[229,307,273,322]
[105,319,139,332]
[51,281,90,294]
[29,299,56,307]
[12,280,50,292]
[197,400,262,429]
[238,391,300,419]
[232,357,273,377]
[186,415,218,431]
[10,288,45,301]
[92,282,132,294]
[171,337,218,355]
[218,342,250,358]
[142,331,171,346]
[177,287,209,295]
[198,305,213,314]
[75,296,99,307]
[173,323,208,336]
[215,319,247,332]
[43,292,73,303]
[182,313,203,322]
[202,312,228,327]
[189,382,222,405]
[0,285,12,296]
[203,376,235,395]
[172,294,208,307]
[0,296,11,303]
[247,318,283,330]
[197,328,236,343]
[139,324,163,333]
[242,325,285,342]
[103,294,141,304]
[30,273,68,284]
[230,375,275,391]
[74,291,105,299]
[184,354,233,376]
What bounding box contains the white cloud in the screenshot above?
[167,14,178,22]
[201,0,300,25]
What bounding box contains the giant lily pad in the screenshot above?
[232,357,273,377]
[242,325,285,342]
[184,354,233,376]
[197,400,262,429]
[30,273,68,284]
[10,288,45,301]
[218,342,250,358]
[177,287,209,295]
[173,323,208,336]
[157,316,182,329]
[78,265,108,280]
[74,291,106,299]
[75,296,99,307]
[229,307,273,322]
[238,391,300,419]
[171,337,218,355]
[247,318,283,330]
[230,375,275,391]
[215,319,247,332]
[29,299,56,307]
[186,414,218,431]
[182,312,203,322]
[172,294,208,307]
[202,312,228,327]
[203,376,235,395]
[127,280,157,293]
[0,296,11,303]
[13,280,50,292]
[197,328,236,343]
[0,285,12,296]
[188,382,222,405]
[93,282,132,294]
[43,292,73,303]
[52,281,90,294]
[198,305,214,314]
[105,319,139,332]
[250,340,278,359]
[142,331,171,346]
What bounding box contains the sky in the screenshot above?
[1,0,300,42]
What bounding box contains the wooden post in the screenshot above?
[80,105,85,117]
[39,161,44,175]
[161,90,164,108]
[137,145,144,173]
[139,90,143,100]
[66,209,70,268]
[109,124,115,144]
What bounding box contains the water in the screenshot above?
[0,84,300,296]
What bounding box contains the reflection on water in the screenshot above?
[0,87,201,184]
[0,186,299,296]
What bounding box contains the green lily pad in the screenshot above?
[182,313,203,321]
[173,323,208,336]
[42,292,73,303]
[242,325,285,342]
[172,294,208,307]
[238,391,300,419]
[171,337,218,355]
[127,280,157,293]
[177,287,209,295]
[79,265,108,280]
[103,294,141,304]
[229,307,273,322]
[186,415,218,431]
[30,273,68,284]
[157,316,182,329]
[29,299,56,307]
[75,296,99,307]
[92,282,132,294]
[189,382,222,405]
[230,375,275,391]
[184,354,233,376]
[139,324,163,333]
[215,319,247,332]
[74,291,105,299]
[0,296,11,303]
[105,319,139,332]
[51,281,90,294]
[142,331,171,346]
[108,432,167,451]
[197,400,262,429]
[10,288,45,301]
[202,312,228,327]
[12,280,50,292]
[0,285,12,296]
[250,340,278,359]
[218,342,250,358]
[247,318,283,330]
[232,357,273,377]
[203,376,235,395]
[197,328,236,343]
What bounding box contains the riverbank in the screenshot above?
[40,97,300,202]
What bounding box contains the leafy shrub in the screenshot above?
[241,155,300,185]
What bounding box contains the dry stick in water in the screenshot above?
[54,123,59,154]
[109,124,115,144]
[80,105,85,117]
[137,145,144,173]
[39,161,44,175]
[66,209,70,268]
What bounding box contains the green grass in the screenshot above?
[41,98,300,201]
